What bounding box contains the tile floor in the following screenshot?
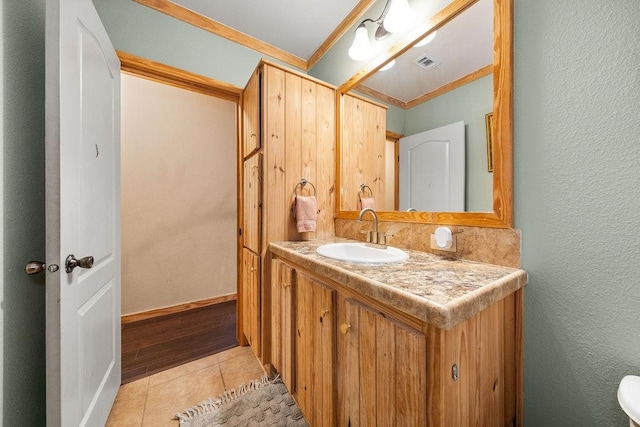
[106,345,265,426]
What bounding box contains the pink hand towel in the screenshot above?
[294,196,317,232]
[359,197,376,210]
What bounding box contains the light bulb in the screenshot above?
[379,60,396,71]
[383,0,414,34]
[414,31,437,47]
[348,24,375,61]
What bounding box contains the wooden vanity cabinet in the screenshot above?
[337,295,427,426]
[268,255,523,427]
[239,61,336,361]
[423,291,522,426]
[271,259,337,426]
[295,272,336,427]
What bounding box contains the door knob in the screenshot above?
[24,262,59,275]
[65,254,94,273]
[25,261,45,275]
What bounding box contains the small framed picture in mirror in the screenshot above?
[485,112,494,172]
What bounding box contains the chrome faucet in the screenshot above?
[358,208,378,234]
[358,208,391,247]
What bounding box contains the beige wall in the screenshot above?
[121,73,237,315]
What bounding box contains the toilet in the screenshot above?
[618,375,640,427]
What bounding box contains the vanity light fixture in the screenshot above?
[414,31,437,47]
[379,59,396,71]
[348,0,413,61]
[383,0,414,33]
[348,22,376,61]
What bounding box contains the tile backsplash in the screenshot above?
[335,218,521,268]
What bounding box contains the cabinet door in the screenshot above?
[296,272,335,427]
[270,258,295,391]
[338,296,427,426]
[243,153,261,254]
[242,248,260,355]
[243,67,260,158]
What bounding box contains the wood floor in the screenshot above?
[121,300,238,384]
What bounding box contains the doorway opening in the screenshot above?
[119,54,242,382]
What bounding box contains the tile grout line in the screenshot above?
[139,377,151,427]
[146,353,222,389]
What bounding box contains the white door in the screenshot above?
[399,121,465,212]
[45,0,121,425]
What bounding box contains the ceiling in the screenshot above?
[133,0,493,107]
[135,0,375,69]
[170,0,363,60]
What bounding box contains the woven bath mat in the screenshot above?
[175,376,308,427]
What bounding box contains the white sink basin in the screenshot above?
[316,242,409,264]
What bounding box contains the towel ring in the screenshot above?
[359,183,373,197]
[295,179,316,197]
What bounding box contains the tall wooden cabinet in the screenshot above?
[270,258,295,390]
[241,248,260,353]
[239,61,336,360]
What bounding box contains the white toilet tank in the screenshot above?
[618,375,640,427]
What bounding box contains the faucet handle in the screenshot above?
[377,232,394,246]
[360,230,373,243]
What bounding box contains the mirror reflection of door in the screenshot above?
[399,121,465,212]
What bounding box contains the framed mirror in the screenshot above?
[335,0,513,228]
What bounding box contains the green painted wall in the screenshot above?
[1,0,47,425]
[515,0,640,425]
[385,104,405,134]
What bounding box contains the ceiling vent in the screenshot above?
[413,54,441,71]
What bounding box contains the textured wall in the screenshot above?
[515,0,640,425]
[1,0,47,425]
[120,74,237,314]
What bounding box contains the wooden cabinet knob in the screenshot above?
[320,309,329,317]
[283,281,290,288]
[340,323,351,334]
[250,267,257,272]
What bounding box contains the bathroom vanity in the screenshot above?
[238,0,521,424]
[266,239,527,427]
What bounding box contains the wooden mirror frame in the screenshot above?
[335,0,513,228]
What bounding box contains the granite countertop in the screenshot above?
[268,238,528,329]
